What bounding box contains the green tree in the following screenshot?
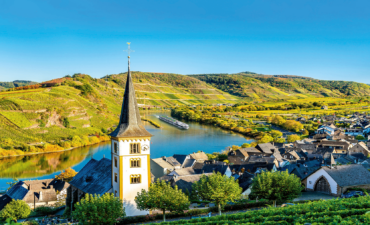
[0,200,31,221]
[251,171,303,207]
[356,135,366,140]
[192,172,242,215]
[73,193,125,225]
[6,178,19,191]
[270,130,283,139]
[287,134,301,143]
[274,137,286,143]
[302,129,309,136]
[258,134,274,144]
[241,143,251,148]
[135,180,190,222]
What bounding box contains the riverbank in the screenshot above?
[0,134,110,159]
[142,117,161,128]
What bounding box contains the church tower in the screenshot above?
[110,43,152,216]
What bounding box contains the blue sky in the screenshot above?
[1,0,370,83]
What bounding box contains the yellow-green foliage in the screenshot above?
[0,111,34,128]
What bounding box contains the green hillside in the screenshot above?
[190,73,370,101]
[0,80,38,90]
[0,72,238,147]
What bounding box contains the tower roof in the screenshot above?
[110,55,152,138]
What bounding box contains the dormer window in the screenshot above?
[130,143,140,154]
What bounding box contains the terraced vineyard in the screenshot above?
[156,196,370,224]
[0,73,238,146]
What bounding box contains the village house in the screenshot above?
[351,142,370,157]
[151,157,178,179]
[189,151,209,163]
[303,164,370,196]
[0,179,69,211]
[67,158,112,210]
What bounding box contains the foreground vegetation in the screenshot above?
[154,195,370,224]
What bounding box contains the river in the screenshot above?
[0,112,253,191]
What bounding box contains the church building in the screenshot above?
[109,53,153,216]
[67,46,153,216]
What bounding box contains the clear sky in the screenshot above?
[1,0,370,83]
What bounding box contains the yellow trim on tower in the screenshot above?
[111,137,152,142]
[147,155,151,188]
[119,156,123,200]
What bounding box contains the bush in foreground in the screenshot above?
[0,200,31,221]
[73,193,125,225]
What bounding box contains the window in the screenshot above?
[115,191,117,197]
[114,173,118,183]
[130,143,140,154]
[114,157,118,167]
[114,142,118,154]
[130,174,141,184]
[130,158,141,168]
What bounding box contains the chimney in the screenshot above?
[28,184,31,190]
[162,156,166,161]
[39,191,43,201]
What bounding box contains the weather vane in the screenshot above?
[124,42,134,58]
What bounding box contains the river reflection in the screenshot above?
[0,112,252,191]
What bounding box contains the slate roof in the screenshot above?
[182,158,196,168]
[171,167,196,176]
[248,156,275,164]
[322,164,370,187]
[110,59,152,138]
[292,166,321,180]
[69,158,112,195]
[189,152,208,162]
[279,164,297,173]
[237,172,254,192]
[6,181,28,200]
[197,162,229,175]
[241,147,262,153]
[173,154,188,165]
[256,143,275,154]
[0,179,70,211]
[171,173,212,193]
[152,158,175,169]
[192,162,204,170]
[165,157,181,167]
[0,194,12,211]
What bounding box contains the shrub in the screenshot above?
[0,200,31,221]
[73,193,125,225]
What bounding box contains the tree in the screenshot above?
[73,193,125,225]
[251,171,303,207]
[241,143,251,148]
[274,137,286,143]
[0,200,31,221]
[135,180,190,222]
[6,178,19,191]
[302,129,309,136]
[258,134,274,144]
[270,130,283,139]
[192,172,242,215]
[55,168,77,182]
[287,134,301,143]
[356,135,366,140]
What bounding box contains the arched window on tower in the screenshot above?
[114,142,118,154]
[130,158,141,168]
[130,174,141,184]
[130,143,140,154]
[114,173,118,183]
[114,157,118,167]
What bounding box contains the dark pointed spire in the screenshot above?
[110,54,152,138]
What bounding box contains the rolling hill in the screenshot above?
[190,72,370,101]
[0,72,238,146]
[0,70,369,146]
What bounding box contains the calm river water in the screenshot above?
[0,112,252,191]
